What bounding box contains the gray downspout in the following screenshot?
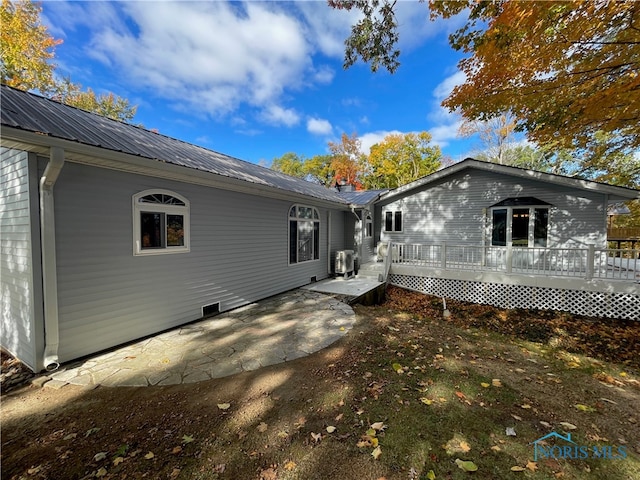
[40,147,64,371]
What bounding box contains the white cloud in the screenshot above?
[428,121,464,149]
[359,130,403,154]
[295,1,362,58]
[425,70,467,148]
[260,105,301,127]
[307,117,333,136]
[51,2,344,124]
[433,70,466,101]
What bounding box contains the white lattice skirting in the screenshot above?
[388,274,640,320]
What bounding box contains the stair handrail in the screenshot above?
[382,241,393,283]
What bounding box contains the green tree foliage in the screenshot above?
[1,0,137,122]
[304,154,334,187]
[271,152,306,178]
[53,78,137,122]
[272,131,442,191]
[365,132,441,189]
[328,0,400,73]
[271,153,335,186]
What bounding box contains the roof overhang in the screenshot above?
[378,158,640,204]
[1,127,351,210]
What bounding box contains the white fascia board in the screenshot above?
[1,128,351,211]
[379,159,640,203]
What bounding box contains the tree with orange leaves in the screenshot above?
[330,0,640,156]
[328,132,366,189]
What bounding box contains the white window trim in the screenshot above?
[383,209,403,233]
[288,204,320,265]
[133,189,190,256]
[365,212,373,238]
[489,205,550,247]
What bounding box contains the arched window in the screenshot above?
[133,190,190,255]
[289,205,320,264]
[365,212,373,238]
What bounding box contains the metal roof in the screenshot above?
[0,85,348,205]
[338,189,389,206]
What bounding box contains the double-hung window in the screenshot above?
[133,190,190,255]
[490,197,550,247]
[384,210,402,232]
[289,205,320,264]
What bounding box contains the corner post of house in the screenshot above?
[506,245,513,273]
[586,244,595,280]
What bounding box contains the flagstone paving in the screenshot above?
[42,290,355,388]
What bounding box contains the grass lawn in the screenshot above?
[2,286,639,479]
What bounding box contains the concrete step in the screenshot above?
[357,262,385,281]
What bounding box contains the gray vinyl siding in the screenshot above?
[376,168,608,248]
[329,209,348,273]
[1,149,43,370]
[50,161,346,362]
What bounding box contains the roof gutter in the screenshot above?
[40,146,64,371]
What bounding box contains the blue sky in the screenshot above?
[41,1,477,166]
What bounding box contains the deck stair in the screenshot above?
[357,262,385,282]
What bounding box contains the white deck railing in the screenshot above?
[390,243,640,282]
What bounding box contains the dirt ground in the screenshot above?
[2,287,639,480]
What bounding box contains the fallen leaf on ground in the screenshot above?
[93,452,107,462]
[259,466,277,480]
[559,422,577,430]
[372,446,382,459]
[506,427,517,436]
[284,460,297,471]
[455,459,478,472]
[144,452,154,460]
[480,382,490,388]
[492,379,502,387]
[311,432,322,443]
[511,466,526,471]
[370,421,385,431]
[326,426,337,433]
[575,404,596,412]
[217,403,231,410]
[182,434,194,444]
[526,461,538,471]
[113,457,124,466]
[257,422,268,433]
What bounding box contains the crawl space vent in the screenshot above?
[202,302,220,318]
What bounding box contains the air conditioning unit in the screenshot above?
[335,250,355,277]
